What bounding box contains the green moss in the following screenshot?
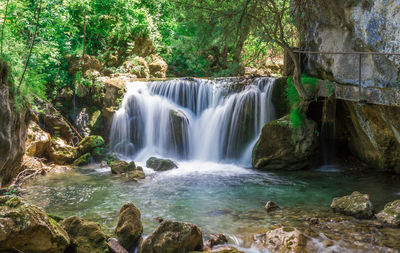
[92,147,106,162]
[73,153,92,166]
[77,136,105,155]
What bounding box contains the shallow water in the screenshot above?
[23,161,400,251]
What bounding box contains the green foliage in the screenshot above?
[3,186,18,196]
[286,75,318,127]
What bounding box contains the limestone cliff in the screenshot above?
[302,0,400,88]
[0,61,29,186]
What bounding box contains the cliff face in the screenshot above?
[0,61,29,186]
[303,0,400,88]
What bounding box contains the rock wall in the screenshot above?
[0,61,29,186]
[337,101,400,173]
[303,0,400,88]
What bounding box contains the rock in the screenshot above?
[25,121,51,157]
[169,110,190,158]
[108,238,129,253]
[149,55,168,78]
[125,56,150,79]
[89,109,103,135]
[299,1,400,88]
[61,216,108,253]
[210,246,244,253]
[92,147,106,162]
[0,60,29,186]
[73,153,92,166]
[66,54,103,76]
[46,137,78,165]
[262,227,307,253]
[115,202,143,250]
[140,220,203,253]
[146,157,178,171]
[109,160,137,174]
[0,196,70,252]
[337,101,400,174]
[77,135,105,156]
[264,201,280,213]
[331,191,374,219]
[376,200,400,226]
[155,217,164,223]
[75,108,91,137]
[128,167,146,181]
[102,78,126,125]
[204,233,228,249]
[252,116,319,170]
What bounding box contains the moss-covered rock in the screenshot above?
[128,167,146,181]
[92,147,106,162]
[376,200,400,227]
[252,116,319,170]
[140,220,203,253]
[148,55,168,78]
[46,137,78,165]
[109,160,136,174]
[115,202,143,250]
[73,153,92,166]
[0,196,70,253]
[77,135,105,156]
[61,216,108,253]
[146,157,178,171]
[331,191,374,219]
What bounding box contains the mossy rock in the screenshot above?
[73,153,92,166]
[376,200,400,226]
[109,160,136,174]
[61,216,108,253]
[77,135,105,156]
[128,167,146,181]
[46,137,78,165]
[146,157,178,171]
[92,147,106,162]
[88,109,103,135]
[0,196,70,252]
[331,191,374,219]
[115,202,143,250]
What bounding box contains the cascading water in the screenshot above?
[109,77,276,165]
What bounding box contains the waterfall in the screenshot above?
[110,77,276,165]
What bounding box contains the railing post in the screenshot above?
[358,53,362,102]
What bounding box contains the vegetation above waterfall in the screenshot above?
[0,0,312,106]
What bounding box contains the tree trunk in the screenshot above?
[0,0,10,55]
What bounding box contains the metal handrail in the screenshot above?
[293,50,400,102]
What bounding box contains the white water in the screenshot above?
[110,77,276,166]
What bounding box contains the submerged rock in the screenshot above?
[46,137,78,165]
[252,116,318,170]
[128,166,146,181]
[61,216,108,253]
[261,227,307,253]
[25,121,51,157]
[264,201,280,213]
[204,233,228,249]
[376,200,400,226]
[146,157,178,171]
[0,196,70,253]
[208,246,244,253]
[140,220,203,253]
[115,202,143,250]
[331,191,374,219]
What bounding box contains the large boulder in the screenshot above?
[61,216,108,253]
[252,116,319,170]
[25,121,51,157]
[0,196,70,253]
[146,157,178,171]
[115,202,143,250]
[260,227,307,253]
[169,110,190,158]
[46,137,78,165]
[124,56,150,79]
[140,220,203,253]
[0,60,29,186]
[66,54,103,76]
[77,135,105,156]
[109,160,137,175]
[376,200,400,227]
[331,191,374,219]
[73,153,92,167]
